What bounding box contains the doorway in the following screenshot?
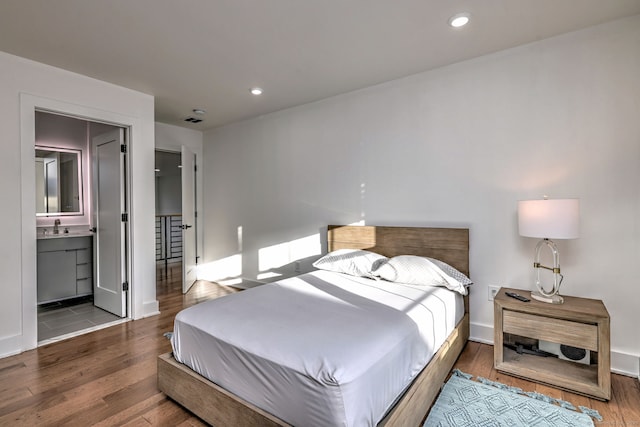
[155,150,183,287]
[35,111,130,343]
[154,148,198,295]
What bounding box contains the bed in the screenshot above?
[158,225,470,426]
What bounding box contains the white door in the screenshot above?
[92,129,127,317]
[181,146,197,293]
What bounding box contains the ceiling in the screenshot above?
[1,1,639,131]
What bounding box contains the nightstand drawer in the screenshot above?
[503,310,598,351]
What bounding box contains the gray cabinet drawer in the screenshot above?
[76,248,91,264]
[37,236,92,252]
[76,278,93,295]
[76,263,92,280]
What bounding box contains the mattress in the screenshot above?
[171,270,464,427]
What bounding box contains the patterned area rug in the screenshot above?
[424,370,602,427]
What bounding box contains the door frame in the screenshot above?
[154,124,204,290]
[20,94,136,351]
[153,147,199,292]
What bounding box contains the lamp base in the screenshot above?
[531,291,564,304]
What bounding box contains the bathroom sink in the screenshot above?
[37,230,94,239]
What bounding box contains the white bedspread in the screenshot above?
[171,270,464,427]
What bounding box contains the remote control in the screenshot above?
[505,292,530,302]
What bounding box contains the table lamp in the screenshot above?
[517,198,579,304]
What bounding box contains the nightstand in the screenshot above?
[494,287,610,400]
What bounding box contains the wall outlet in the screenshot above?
[488,285,501,301]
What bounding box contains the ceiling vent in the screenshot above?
[184,117,203,123]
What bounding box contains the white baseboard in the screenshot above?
[0,334,23,359]
[470,321,640,378]
[470,321,494,345]
[142,300,160,318]
[610,350,640,378]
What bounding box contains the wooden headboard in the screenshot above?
[327,225,469,277]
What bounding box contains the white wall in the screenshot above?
[0,50,157,357]
[202,16,640,375]
[155,123,204,272]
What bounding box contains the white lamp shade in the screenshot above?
[518,199,580,239]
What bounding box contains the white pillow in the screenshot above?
[312,249,387,278]
[372,255,467,295]
[427,257,473,286]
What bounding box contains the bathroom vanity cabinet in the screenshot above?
[37,235,93,304]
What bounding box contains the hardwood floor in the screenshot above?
[0,265,638,426]
[0,264,233,426]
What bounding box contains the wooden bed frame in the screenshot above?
[158,225,470,426]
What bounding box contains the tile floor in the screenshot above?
[38,296,122,341]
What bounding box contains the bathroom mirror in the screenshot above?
[35,146,83,216]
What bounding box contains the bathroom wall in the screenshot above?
[35,111,91,229]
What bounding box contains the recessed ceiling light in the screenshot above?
[448,13,470,28]
[192,109,206,115]
[250,87,263,96]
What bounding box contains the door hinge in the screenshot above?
[122,282,129,291]
[121,144,127,153]
[121,213,128,222]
